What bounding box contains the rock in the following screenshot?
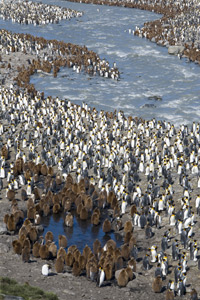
[187,260,197,268]
[164,41,169,47]
[63,289,75,296]
[127,280,139,289]
[148,95,162,101]
[0,222,8,234]
[186,287,192,293]
[157,40,164,46]
[141,104,156,108]
[62,272,74,278]
[165,248,171,256]
[168,45,185,55]
[0,243,9,254]
[127,274,147,290]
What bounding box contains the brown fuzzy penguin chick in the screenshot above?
[72,261,81,276]
[152,276,162,293]
[32,241,41,258]
[117,269,129,287]
[55,256,64,273]
[39,244,49,260]
[45,231,54,243]
[12,240,22,255]
[102,219,111,233]
[22,246,30,263]
[58,235,67,248]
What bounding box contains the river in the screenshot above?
[0,0,200,125]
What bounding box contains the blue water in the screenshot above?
[41,212,123,252]
[0,0,200,125]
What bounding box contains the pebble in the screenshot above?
[187,260,198,268]
[63,289,75,296]
[0,243,9,254]
[0,222,8,235]
[168,46,185,55]
[62,272,74,278]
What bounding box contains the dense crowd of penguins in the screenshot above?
[0,0,200,299]
[0,84,199,298]
[0,29,120,86]
[0,0,83,25]
[67,0,200,63]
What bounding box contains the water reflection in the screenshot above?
[41,211,123,252]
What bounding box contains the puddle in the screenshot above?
[41,211,123,252]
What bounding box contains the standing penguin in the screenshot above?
[167,280,175,295]
[97,267,105,287]
[139,213,147,229]
[174,264,182,284]
[145,223,153,239]
[177,279,185,296]
[155,263,162,278]
[161,235,168,252]
[180,228,188,249]
[143,254,150,270]
[121,200,127,215]
[172,240,179,261]
[150,245,157,263]
[191,246,198,261]
[161,257,168,278]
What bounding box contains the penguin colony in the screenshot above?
[0,28,119,89]
[0,0,83,25]
[67,0,200,64]
[0,1,199,299]
[1,82,200,297]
